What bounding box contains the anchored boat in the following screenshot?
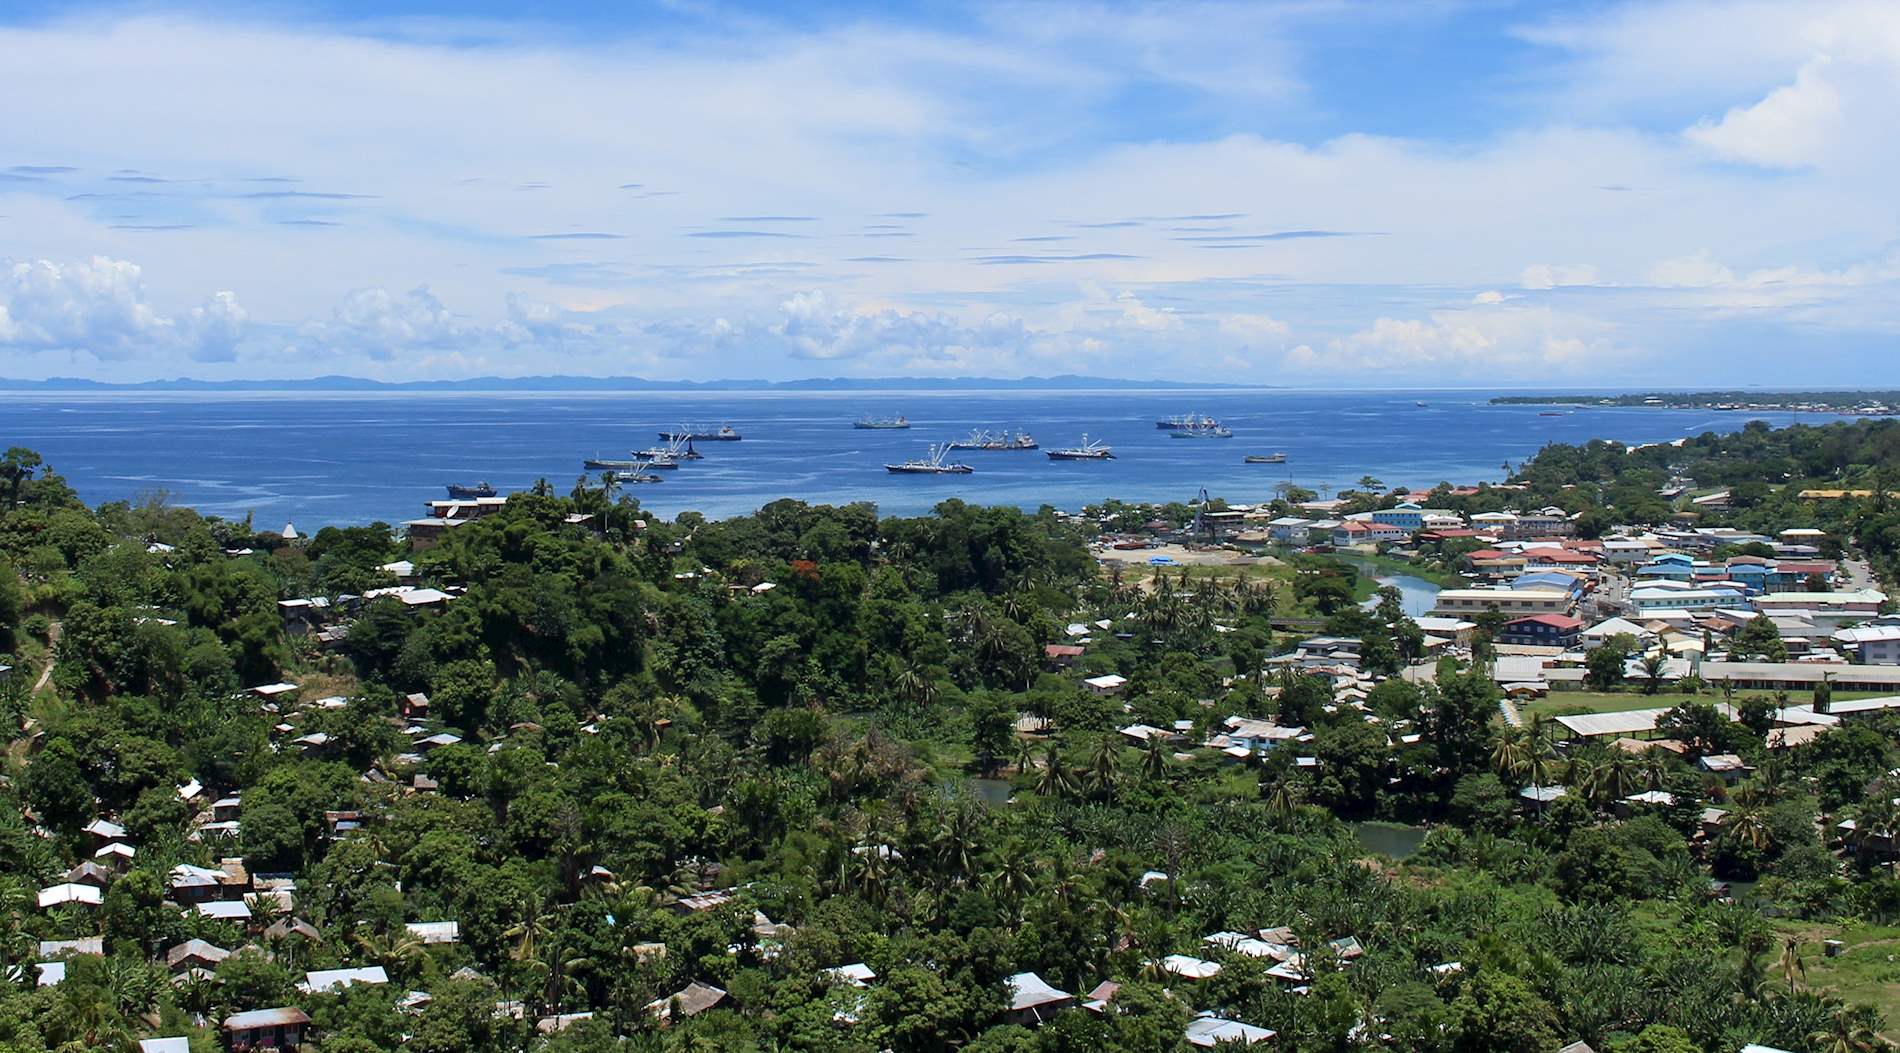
[1156,412,1220,431]
[855,415,911,430]
[1244,453,1288,464]
[445,481,496,499]
[948,428,1038,450]
[886,442,975,474]
[659,425,741,442]
[1046,435,1115,461]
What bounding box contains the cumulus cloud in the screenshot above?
[770,290,1032,363]
[1644,251,1736,287]
[296,286,475,359]
[1288,303,1621,376]
[0,256,246,362]
[1519,263,1601,290]
[1685,59,1844,168]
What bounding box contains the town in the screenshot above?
[2,415,1899,1053]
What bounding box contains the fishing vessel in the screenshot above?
[885,443,975,474]
[1244,453,1287,464]
[948,428,1038,450]
[1156,412,1221,431]
[1168,424,1233,438]
[659,425,741,442]
[854,415,911,430]
[635,437,701,461]
[583,458,644,471]
[1046,435,1115,461]
[603,469,663,484]
[445,481,496,499]
[1538,411,1567,417]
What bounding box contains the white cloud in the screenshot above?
[1685,59,1843,168]
[1472,290,1506,304]
[1644,251,1736,288]
[1289,303,1622,377]
[1519,263,1601,290]
[0,256,245,362]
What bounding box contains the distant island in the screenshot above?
[0,373,1263,393]
[1490,390,1900,414]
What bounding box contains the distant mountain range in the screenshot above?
[0,373,1261,392]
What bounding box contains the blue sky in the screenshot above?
[2,0,1897,384]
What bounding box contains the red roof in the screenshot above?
[1044,645,1085,657]
[1776,561,1836,576]
[1465,549,1515,561]
[1526,549,1599,564]
[1424,528,1483,539]
[1505,614,1584,631]
[1337,521,1373,534]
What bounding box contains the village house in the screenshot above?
[1497,614,1584,649]
[223,1007,311,1052]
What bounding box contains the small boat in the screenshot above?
[1047,435,1115,461]
[1156,412,1220,431]
[603,469,663,484]
[854,415,911,430]
[1415,401,1428,408]
[886,442,974,474]
[948,428,1038,450]
[1245,453,1287,464]
[1168,425,1233,438]
[445,481,496,499]
[1538,411,1567,417]
[660,425,741,442]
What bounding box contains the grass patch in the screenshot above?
[1772,921,1900,1041]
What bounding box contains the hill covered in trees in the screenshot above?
[0,443,1896,1053]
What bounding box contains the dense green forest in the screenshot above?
[1,442,1897,1053]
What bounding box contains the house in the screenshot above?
[1159,954,1223,980]
[646,981,728,1023]
[39,937,103,958]
[406,921,460,945]
[1698,754,1751,782]
[195,900,252,923]
[165,939,230,974]
[1082,674,1128,696]
[224,1008,311,1052]
[38,883,103,909]
[1004,972,1074,1026]
[1497,614,1584,649]
[1186,1014,1276,1047]
[1582,617,1653,651]
[301,966,390,993]
[1266,516,1316,544]
[1043,644,1085,669]
[1414,617,1477,646]
[139,1039,191,1053]
[1215,717,1306,754]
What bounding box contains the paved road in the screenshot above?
[1843,557,1877,593]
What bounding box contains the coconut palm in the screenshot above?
[1142,734,1169,781]
[1035,742,1077,799]
[1085,735,1120,798]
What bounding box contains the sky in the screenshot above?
[1,0,1898,385]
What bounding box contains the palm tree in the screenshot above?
[1640,652,1668,695]
[894,662,937,710]
[1489,726,1531,783]
[1808,1008,1883,1053]
[355,929,427,980]
[1264,779,1303,821]
[1015,737,1038,774]
[1085,735,1120,798]
[1035,742,1076,799]
[1142,735,1169,781]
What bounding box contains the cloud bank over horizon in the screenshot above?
[2,1,1898,385]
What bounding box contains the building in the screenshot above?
[1431,588,1573,618]
[1497,614,1584,649]
[1082,674,1128,696]
[1754,589,1885,617]
[1835,623,1900,664]
[224,1008,311,1052]
[1004,972,1074,1027]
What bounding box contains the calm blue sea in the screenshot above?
[0,390,1812,528]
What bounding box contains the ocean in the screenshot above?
[0,389,1812,528]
